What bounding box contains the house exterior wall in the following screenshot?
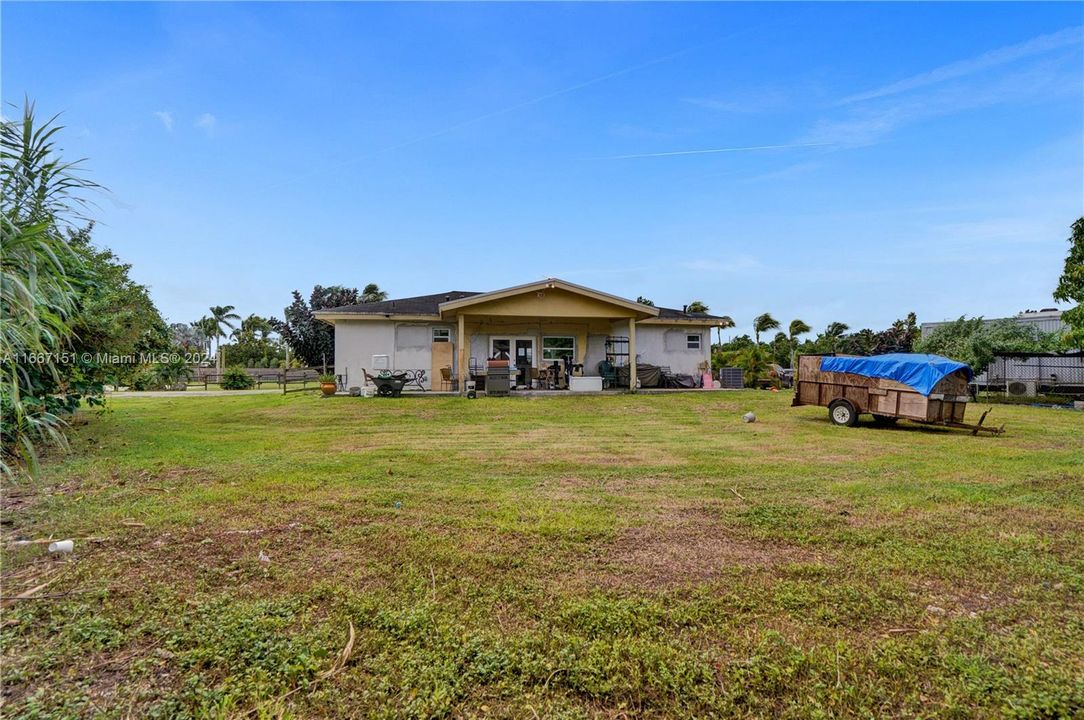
[334,320,395,390]
[335,320,455,390]
[334,318,713,389]
[634,325,712,376]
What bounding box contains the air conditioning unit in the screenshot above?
[1006,380,1037,397]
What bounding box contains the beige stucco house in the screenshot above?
[314,278,729,392]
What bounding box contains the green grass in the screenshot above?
[2,392,1082,718]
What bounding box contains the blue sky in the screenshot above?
[3,2,1082,339]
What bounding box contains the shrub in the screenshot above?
[318,373,336,384]
[220,366,255,390]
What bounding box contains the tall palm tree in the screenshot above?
[822,322,850,353]
[361,283,387,303]
[232,314,271,342]
[788,319,811,343]
[192,317,217,358]
[208,305,240,366]
[787,319,812,370]
[713,315,736,347]
[753,313,780,345]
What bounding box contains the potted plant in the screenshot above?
[319,373,337,396]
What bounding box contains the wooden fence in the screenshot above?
[183,367,324,393]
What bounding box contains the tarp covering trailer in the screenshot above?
[792,353,1003,434]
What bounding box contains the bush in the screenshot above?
[221,367,255,390]
[914,317,1060,374]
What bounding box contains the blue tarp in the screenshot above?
[819,353,973,396]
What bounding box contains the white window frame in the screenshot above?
[542,336,576,361]
[686,333,702,350]
[432,327,451,343]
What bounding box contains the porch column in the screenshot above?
[457,313,467,395]
[628,317,637,392]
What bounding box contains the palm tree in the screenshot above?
[788,319,811,343]
[822,322,850,353]
[361,283,387,303]
[753,313,780,345]
[687,300,709,313]
[192,317,217,358]
[208,305,240,367]
[232,314,272,342]
[787,319,812,370]
[712,315,736,347]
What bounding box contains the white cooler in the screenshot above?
[569,376,603,392]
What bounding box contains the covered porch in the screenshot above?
[440,280,658,394]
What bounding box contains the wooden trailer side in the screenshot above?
[795,355,920,416]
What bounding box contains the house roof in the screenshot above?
[315,279,729,323]
[436,278,659,318]
[318,291,481,316]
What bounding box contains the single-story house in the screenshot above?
[314,278,730,392]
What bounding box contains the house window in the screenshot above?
[432,327,451,343]
[543,336,576,361]
[687,334,702,350]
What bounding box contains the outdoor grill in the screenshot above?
[486,359,510,396]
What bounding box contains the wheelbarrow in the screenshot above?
[364,370,410,397]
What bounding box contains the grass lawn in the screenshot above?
[2,392,1082,718]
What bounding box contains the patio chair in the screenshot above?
[439,366,458,391]
[597,360,617,389]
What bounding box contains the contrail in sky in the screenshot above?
[604,142,834,160]
[265,19,783,189]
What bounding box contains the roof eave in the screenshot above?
[437,277,660,318]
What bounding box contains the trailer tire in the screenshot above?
[828,399,858,427]
[872,414,899,426]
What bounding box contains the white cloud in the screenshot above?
[803,55,1080,148]
[195,112,217,136]
[683,88,788,114]
[604,142,831,160]
[154,110,174,132]
[680,255,764,274]
[840,25,1083,105]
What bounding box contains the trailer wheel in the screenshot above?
[828,399,858,427]
[872,414,899,426]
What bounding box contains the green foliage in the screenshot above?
[788,319,811,342]
[719,344,774,386]
[318,373,336,384]
[131,356,193,391]
[686,300,709,313]
[914,317,1060,373]
[270,285,365,367]
[1,101,99,475]
[66,223,170,384]
[217,314,286,368]
[636,295,654,307]
[1053,217,1084,348]
[753,313,780,344]
[220,366,255,390]
[360,282,388,303]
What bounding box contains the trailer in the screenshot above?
[792,353,1003,434]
